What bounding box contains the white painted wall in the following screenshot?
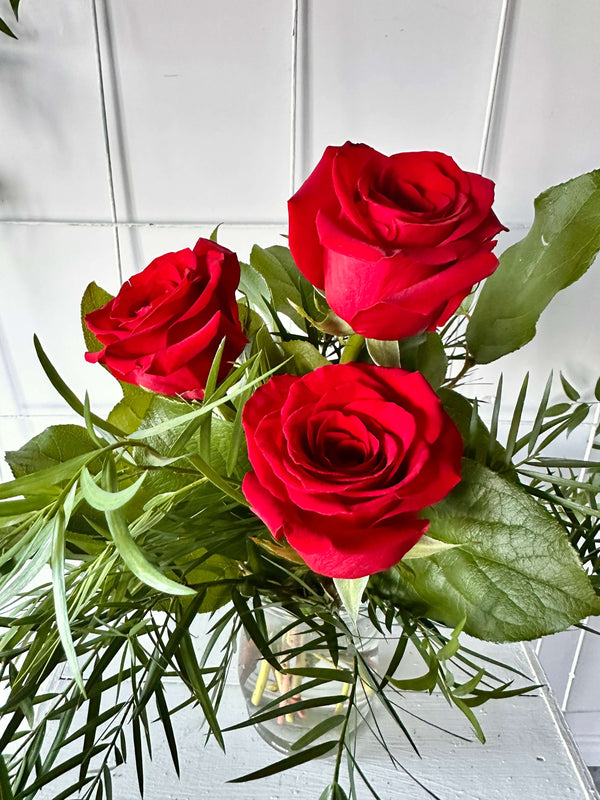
[1,0,599,763]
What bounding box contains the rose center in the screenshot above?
[320,431,368,469]
[377,171,433,213]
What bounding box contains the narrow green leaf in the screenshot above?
[34,336,126,439]
[209,224,222,242]
[467,170,600,363]
[103,460,194,596]
[560,372,580,401]
[0,450,95,501]
[51,488,86,696]
[10,1,20,21]
[77,693,102,779]
[0,755,13,800]
[228,740,338,782]
[18,745,106,795]
[132,713,144,798]
[388,650,438,691]
[224,693,348,732]
[452,669,486,697]
[154,684,180,777]
[177,632,225,750]
[290,715,345,751]
[436,618,466,661]
[80,467,146,511]
[527,372,553,456]
[453,696,486,743]
[504,373,529,465]
[282,667,355,683]
[0,17,17,38]
[129,362,280,441]
[83,392,104,449]
[487,374,503,466]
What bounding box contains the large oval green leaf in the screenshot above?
[466,169,600,364]
[371,459,600,642]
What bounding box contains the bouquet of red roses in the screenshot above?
[1,142,599,799]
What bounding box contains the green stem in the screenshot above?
[332,656,358,787]
[340,335,365,364]
[444,354,476,390]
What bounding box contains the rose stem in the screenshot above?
[251,659,271,706]
[340,335,365,364]
[273,669,295,724]
[334,680,350,714]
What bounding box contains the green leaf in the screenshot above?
[107,383,153,435]
[249,245,319,327]
[334,577,368,624]
[228,740,338,782]
[10,1,20,20]
[366,339,400,368]
[239,262,272,324]
[0,17,17,38]
[81,282,113,353]
[5,424,98,479]
[319,784,349,800]
[372,459,600,641]
[467,170,600,363]
[209,223,222,242]
[279,340,329,375]
[399,332,448,389]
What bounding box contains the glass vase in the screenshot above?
[238,605,379,754]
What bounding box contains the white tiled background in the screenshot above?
[1,0,600,763]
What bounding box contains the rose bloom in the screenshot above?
[288,142,506,341]
[85,238,247,400]
[242,363,463,579]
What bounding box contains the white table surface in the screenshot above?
[70,638,597,800]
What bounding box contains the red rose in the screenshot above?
[242,363,463,579]
[288,142,506,341]
[85,238,247,399]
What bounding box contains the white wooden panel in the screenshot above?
[488,0,600,224]
[101,0,293,223]
[34,640,599,799]
[118,224,288,280]
[299,0,503,181]
[0,1,112,221]
[0,224,122,415]
[562,626,600,714]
